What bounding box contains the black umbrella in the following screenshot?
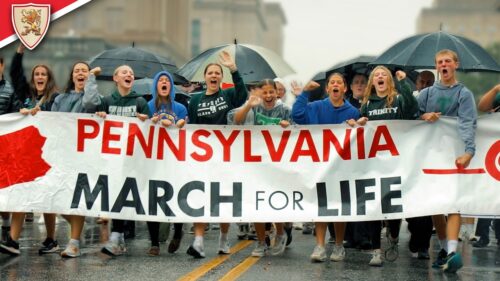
[326,55,376,78]
[371,31,500,72]
[88,46,189,84]
[313,55,376,83]
[176,42,295,84]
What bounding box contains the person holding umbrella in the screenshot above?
[418,49,477,273]
[146,70,187,256]
[291,73,359,263]
[83,64,150,256]
[186,50,248,258]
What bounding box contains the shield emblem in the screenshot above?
[11,4,51,50]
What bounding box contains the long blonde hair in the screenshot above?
[362,65,397,108]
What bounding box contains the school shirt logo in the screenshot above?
[11,4,51,50]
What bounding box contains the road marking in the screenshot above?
[178,240,253,281]
[219,256,261,281]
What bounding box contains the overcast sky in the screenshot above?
[268,0,434,81]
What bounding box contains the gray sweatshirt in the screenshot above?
[418,81,477,155]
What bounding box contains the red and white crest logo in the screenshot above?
[11,3,51,50]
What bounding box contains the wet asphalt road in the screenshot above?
[1,216,499,281]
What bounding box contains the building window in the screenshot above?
[191,19,201,56]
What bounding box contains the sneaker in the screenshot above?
[310,245,327,262]
[0,237,20,256]
[168,233,182,254]
[218,238,230,255]
[117,233,127,254]
[369,249,383,266]
[472,239,489,248]
[284,226,293,246]
[101,237,123,256]
[302,223,313,235]
[24,212,34,222]
[265,234,271,247]
[417,249,430,260]
[251,242,267,257]
[247,224,257,240]
[61,243,81,258]
[293,222,303,230]
[237,224,249,240]
[469,236,479,242]
[187,244,205,258]
[432,249,448,268]
[384,237,399,262]
[38,238,59,255]
[1,226,9,242]
[330,244,345,262]
[327,236,335,244]
[442,252,463,273]
[270,235,286,256]
[147,246,160,256]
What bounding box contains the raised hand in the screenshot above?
[90,67,101,76]
[290,80,303,96]
[395,70,406,81]
[218,50,237,72]
[17,43,25,54]
[303,81,320,92]
[247,94,261,107]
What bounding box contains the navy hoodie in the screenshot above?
[292,91,360,125]
[147,71,187,122]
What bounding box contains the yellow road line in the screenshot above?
[178,240,254,281]
[219,256,261,281]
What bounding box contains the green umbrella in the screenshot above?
[371,31,500,72]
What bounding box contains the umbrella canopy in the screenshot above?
[326,55,376,78]
[176,43,295,84]
[371,31,500,72]
[132,78,191,107]
[314,55,376,82]
[88,46,189,84]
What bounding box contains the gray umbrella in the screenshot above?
[88,46,189,84]
[370,31,500,72]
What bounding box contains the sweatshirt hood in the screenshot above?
[111,89,143,99]
[151,71,175,103]
[433,81,464,92]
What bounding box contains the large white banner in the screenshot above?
[0,112,499,222]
